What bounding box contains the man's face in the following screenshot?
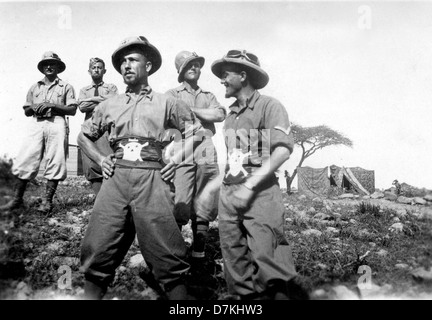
[220,65,243,98]
[183,61,201,82]
[42,62,59,77]
[89,62,106,82]
[120,49,152,87]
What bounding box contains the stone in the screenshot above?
[411,267,432,283]
[129,254,148,269]
[419,209,432,220]
[307,207,316,214]
[311,288,327,298]
[313,212,332,220]
[301,229,322,237]
[389,222,403,233]
[384,192,397,201]
[370,191,384,199]
[413,197,426,205]
[397,196,413,204]
[316,263,328,270]
[47,218,58,226]
[325,227,339,235]
[376,249,388,257]
[339,193,355,199]
[394,208,408,219]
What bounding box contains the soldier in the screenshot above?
[195,50,309,299]
[78,57,118,195]
[0,51,77,215]
[77,36,205,300]
[166,51,226,261]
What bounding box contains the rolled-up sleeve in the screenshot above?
[64,84,77,107]
[168,98,205,139]
[264,100,294,154]
[81,102,109,141]
[23,84,36,109]
[208,92,227,117]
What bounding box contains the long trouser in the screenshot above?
[80,165,190,294]
[174,163,219,256]
[12,116,67,181]
[218,178,297,297]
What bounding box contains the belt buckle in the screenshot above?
[119,138,149,161]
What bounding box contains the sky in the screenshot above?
[1,0,432,190]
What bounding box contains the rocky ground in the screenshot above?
[1,176,432,300]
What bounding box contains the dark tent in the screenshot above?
[297,166,330,198]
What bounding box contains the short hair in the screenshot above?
[89,57,105,69]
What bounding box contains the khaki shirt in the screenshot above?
[24,77,77,112]
[78,82,119,120]
[224,90,294,169]
[165,84,226,134]
[166,84,226,164]
[82,86,204,149]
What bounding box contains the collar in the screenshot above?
[229,90,260,113]
[125,85,153,102]
[38,77,63,87]
[175,83,207,95]
[84,81,106,91]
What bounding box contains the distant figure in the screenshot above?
[392,179,401,195]
[165,50,226,261]
[284,170,291,194]
[0,51,77,215]
[78,57,118,195]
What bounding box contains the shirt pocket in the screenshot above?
[32,88,44,103]
[52,88,65,104]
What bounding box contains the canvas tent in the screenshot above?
[329,165,375,195]
[297,165,375,197]
[297,166,330,198]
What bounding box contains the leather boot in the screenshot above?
[0,178,28,211]
[83,280,106,300]
[37,180,58,215]
[191,220,209,259]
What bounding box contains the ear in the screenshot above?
[146,61,152,73]
[102,69,107,75]
[240,71,248,84]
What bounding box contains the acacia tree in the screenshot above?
[286,123,353,193]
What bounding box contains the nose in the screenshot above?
[122,59,131,70]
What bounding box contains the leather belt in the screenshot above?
[115,158,163,170]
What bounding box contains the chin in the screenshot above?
[123,79,135,86]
